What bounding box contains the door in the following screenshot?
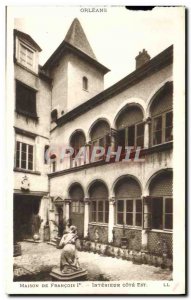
[71,200,84,238]
[57,205,64,237]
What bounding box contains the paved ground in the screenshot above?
[14,242,172,281]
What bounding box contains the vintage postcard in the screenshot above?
[5,6,186,295]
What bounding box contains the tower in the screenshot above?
[43,18,110,118]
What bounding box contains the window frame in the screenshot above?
[82,76,88,91]
[71,200,84,214]
[16,141,34,171]
[116,198,142,227]
[151,110,173,146]
[90,133,111,161]
[15,80,38,119]
[90,198,109,224]
[117,121,145,150]
[17,40,37,72]
[143,196,173,231]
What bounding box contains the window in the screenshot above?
[143,197,173,230]
[70,132,86,167]
[91,134,110,161]
[117,122,144,151]
[19,44,34,68]
[16,81,37,119]
[16,141,33,170]
[152,111,173,146]
[164,198,173,230]
[90,199,109,223]
[82,77,88,90]
[72,201,84,214]
[165,111,173,142]
[116,199,142,226]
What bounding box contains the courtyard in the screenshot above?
[14,242,172,281]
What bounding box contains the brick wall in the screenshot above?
[150,172,172,196]
[113,227,142,250]
[148,231,173,257]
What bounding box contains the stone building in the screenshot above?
[13,18,173,257]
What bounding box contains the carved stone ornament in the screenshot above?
[21,175,30,191]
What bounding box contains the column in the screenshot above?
[84,198,90,238]
[109,129,117,160]
[64,199,71,221]
[141,196,149,251]
[38,196,49,241]
[86,142,92,164]
[108,198,115,243]
[144,117,151,148]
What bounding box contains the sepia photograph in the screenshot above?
[5,5,185,295]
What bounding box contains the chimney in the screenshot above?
[135,49,150,69]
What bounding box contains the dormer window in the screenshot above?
[17,40,37,72]
[14,29,41,74]
[82,76,88,91]
[19,43,34,69]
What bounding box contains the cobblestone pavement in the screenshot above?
[14,242,172,281]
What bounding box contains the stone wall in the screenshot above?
[88,224,108,244]
[113,227,142,251]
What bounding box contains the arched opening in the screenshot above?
[69,183,85,237]
[114,176,142,226]
[89,120,110,161]
[89,181,109,224]
[70,130,86,167]
[82,76,88,91]
[115,105,144,151]
[147,170,173,230]
[150,82,173,146]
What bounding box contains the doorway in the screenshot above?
[14,194,41,241]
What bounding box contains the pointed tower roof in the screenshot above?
[64,18,97,60]
[43,19,110,74]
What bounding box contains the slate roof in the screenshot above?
[42,18,109,74]
[64,18,97,60]
[14,29,42,52]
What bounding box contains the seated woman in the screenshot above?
[59,225,80,273]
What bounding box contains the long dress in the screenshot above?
[59,232,79,273]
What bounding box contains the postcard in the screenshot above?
[6,5,185,295]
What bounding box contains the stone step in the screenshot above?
[47,241,57,247]
[24,239,42,244]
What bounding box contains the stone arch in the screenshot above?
[87,118,111,141]
[146,80,173,118]
[144,168,173,196]
[88,179,109,225]
[112,99,146,129]
[112,174,142,198]
[87,179,109,198]
[69,129,86,146]
[68,182,85,200]
[67,180,85,199]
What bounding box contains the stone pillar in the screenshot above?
[144,118,151,148]
[64,199,71,221]
[38,196,50,241]
[110,133,116,152]
[141,196,149,251]
[108,198,115,243]
[85,143,90,164]
[84,198,90,238]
